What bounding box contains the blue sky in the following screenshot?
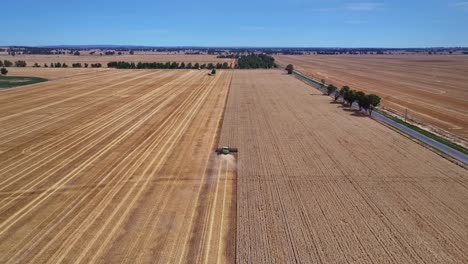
[2,0,468,47]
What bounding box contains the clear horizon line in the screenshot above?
[1,44,468,49]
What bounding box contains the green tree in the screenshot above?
[84,63,89,68]
[33,62,40,67]
[44,63,48,68]
[367,94,381,116]
[62,63,69,68]
[326,84,337,96]
[194,62,200,69]
[207,63,215,69]
[1,67,8,75]
[237,54,275,69]
[338,86,350,103]
[0,60,3,67]
[15,60,27,67]
[211,68,217,75]
[180,62,186,69]
[346,90,357,107]
[129,50,134,55]
[4,60,13,67]
[355,91,366,110]
[186,62,193,69]
[285,64,294,74]
[73,51,80,56]
[357,92,370,112]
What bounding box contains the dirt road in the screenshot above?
[0,69,235,263]
[275,55,468,140]
[219,70,468,263]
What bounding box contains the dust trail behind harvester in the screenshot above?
[185,152,237,264]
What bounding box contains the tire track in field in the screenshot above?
[69,73,220,264]
[14,72,210,263]
[0,70,159,123]
[0,70,186,186]
[0,70,159,152]
[116,74,222,263]
[1,71,203,246]
[173,71,235,264]
[0,71,196,226]
[125,72,232,263]
[0,70,236,263]
[0,70,130,112]
[0,71,176,144]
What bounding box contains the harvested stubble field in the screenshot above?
[5,67,110,80]
[275,55,468,140]
[0,54,233,68]
[0,69,236,263]
[219,70,468,263]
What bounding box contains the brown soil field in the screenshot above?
[0,69,235,263]
[275,55,468,140]
[219,70,468,263]
[0,54,233,68]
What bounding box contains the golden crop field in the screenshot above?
[0,67,467,264]
[0,69,235,263]
[0,53,234,68]
[275,55,468,141]
[219,70,468,263]
[5,67,110,80]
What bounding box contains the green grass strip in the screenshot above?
[380,112,468,155]
[0,76,48,89]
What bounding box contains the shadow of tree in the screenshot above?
[331,101,369,118]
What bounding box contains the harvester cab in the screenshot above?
[216,146,238,155]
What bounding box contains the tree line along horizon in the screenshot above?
[0,53,277,70]
[0,55,381,116]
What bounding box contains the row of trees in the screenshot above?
[0,60,13,67]
[15,60,27,67]
[31,62,102,68]
[0,60,26,67]
[326,85,381,115]
[237,54,275,69]
[107,61,230,70]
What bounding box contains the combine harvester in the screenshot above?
[215,146,238,155]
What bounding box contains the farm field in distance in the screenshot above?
[5,67,110,80]
[275,55,468,141]
[0,69,235,263]
[0,53,233,68]
[219,70,468,263]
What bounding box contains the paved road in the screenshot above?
[292,71,468,165]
